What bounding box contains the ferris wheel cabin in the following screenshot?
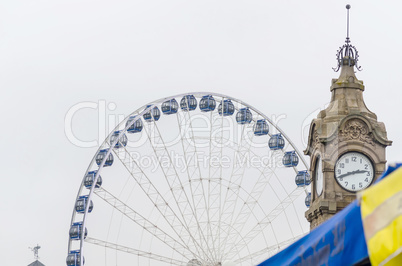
[95,149,113,167]
[187,259,202,266]
[83,171,102,189]
[66,250,84,266]
[236,107,252,124]
[268,133,285,150]
[180,95,197,111]
[218,99,235,116]
[305,192,311,208]
[126,116,143,133]
[69,222,88,240]
[143,105,161,122]
[75,195,93,213]
[199,95,216,112]
[283,151,299,167]
[110,131,128,148]
[254,119,269,136]
[162,98,179,114]
[295,170,311,187]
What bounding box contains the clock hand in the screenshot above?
[337,172,353,179]
[352,170,369,175]
[337,169,368,179]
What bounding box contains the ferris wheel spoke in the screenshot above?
[198,178,270,262]
[232,236,304,264]
[200,110,224,261]
[93,187,197,261]
[143,122,211,262]
[218,122,255,257]
[207,108,227,260]
[226,166,303,259]
[208,219,249,264]
[235,160,306,244]
[111,146,204,259]
[176,108,215,261]
[204,136,298,257]
[223,157,285,256]
[226,186,305,257]
[85,237,187,265]
[220,170,276,258]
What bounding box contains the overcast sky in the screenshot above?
[1,0,402,265]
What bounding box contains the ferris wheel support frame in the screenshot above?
[67,92,310,266]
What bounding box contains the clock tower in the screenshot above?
[304,5,392,230]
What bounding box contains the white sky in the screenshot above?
[1,0,402,265]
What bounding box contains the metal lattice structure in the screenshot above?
[67,93,310,265]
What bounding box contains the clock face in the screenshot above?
[335,152,374,192]
[315,156,323,196]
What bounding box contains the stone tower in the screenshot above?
[304,5,392,230]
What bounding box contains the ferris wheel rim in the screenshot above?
[67,92,310,265]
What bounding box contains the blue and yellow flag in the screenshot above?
[360,165,402,266]
[258,164,402,266]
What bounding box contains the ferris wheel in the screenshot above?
[66,93,311,266]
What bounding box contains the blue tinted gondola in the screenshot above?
[187,259,202,266]
[110,131,128,148]
[283,151,299,167]
[268,134,285,150]
[236,107,252,124]
[84,171,102,189]
[66,250,84,266]
[199,95,216,112]
[180,95,197,111]
[305,192,311,208]
[254,119,269,136]
[69,222,88,240]
[75,195,93,213]
[295,170,311,187]
[218,99,234,116]
[126,116,143,133]
[143,105,161,122]
[95,149,113,167]
[162,99,179,115]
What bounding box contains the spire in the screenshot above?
[29,244,41,261]
[333,4,362,72]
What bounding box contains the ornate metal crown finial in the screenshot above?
[333,4,362,72]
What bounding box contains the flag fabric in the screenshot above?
[257,197,368,265]
[360,164,402,266]
[258,164,402,266]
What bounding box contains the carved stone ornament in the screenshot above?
[340,119,374,145]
